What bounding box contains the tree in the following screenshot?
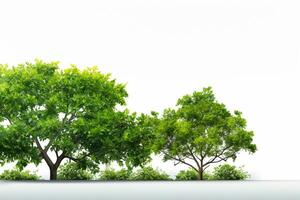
[154,87,257,180]
[0,169,39,180]
[130,166,171,180]
[0,60,148,180]
[57,162,94,180]
[210,164,249,180]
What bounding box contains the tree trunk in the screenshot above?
[35,138,65,180]
[49,157,65,180]
[198,170,204,180]
[50,166,58,180]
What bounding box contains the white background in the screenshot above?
[0,0,299,180]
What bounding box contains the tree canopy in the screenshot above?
[154,87,256,180]
[0,60,151,180]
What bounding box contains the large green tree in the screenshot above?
[0,60,149,180]
[154,87,256,180]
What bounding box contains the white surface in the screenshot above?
[0,181,300,200]
[0,0,300,180]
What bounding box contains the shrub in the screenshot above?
[175,169,211,180]
[130,166,171,180]
[99,168,131,181]
[210,164,249,180]
[57,162,93,180]
[175,169,198,180]
[0,169,39,180]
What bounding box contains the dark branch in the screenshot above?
[65,155,78,162]
[187,145,201,171]
[174,160,181,166]
[203,145,233,167]
[44,141,52,153]
[203,164,210,171]
[162,151,198,172]
[64,152,91,163]
[55,150,59,158]
[35,138,54,167]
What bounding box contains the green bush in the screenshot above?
[57,162,93,180]
[210,164,249,180]
[0,169,39,180]
[99,168,131,181]
[175,169,211,180]
[130,166,171,180]
[175,169,198,180]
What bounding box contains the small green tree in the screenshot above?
[0,169,39,180]
[99,168,131,181]
[154,87,257,180]
[57,162,93,180]
[211,164,249,180]
[130,166,171,180]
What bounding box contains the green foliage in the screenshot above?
[175,164,249,181]
[0,60,152,180]
[176,169,199,180]
[175,169,211,180]
[0,60,256,181]
[154,87,256,179]
[99,168,132,181]
[99,166,171,181]
[210,164,249,180]
[57,162,93,180]
[130,166,171,180]
[0,169,39,180]
[99,166,172,181]
[203,173,212,180]
[122,112,158,167]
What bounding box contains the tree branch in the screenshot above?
[162,151,198,172]
[208,152,237,164]
[65,155,78,162]
[187,145,202,171]
[35,138,54,167]
[203,145,233,167]
[64,152,91,163]
[174,160,181,166]
[203,164,210,171]
[55,150,59,159]
[44,141,52,153]
[6,117,13,125]
[54,151,66,168]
